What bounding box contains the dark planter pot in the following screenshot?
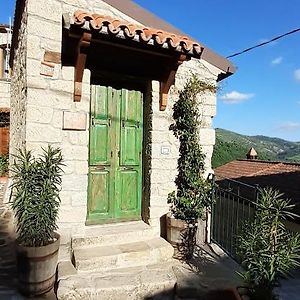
[16,233,60,297]
[166,213,197,259]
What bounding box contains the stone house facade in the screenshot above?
[9,0,235,245]
[0,24,11,155]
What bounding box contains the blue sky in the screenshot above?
[1,0,300,141]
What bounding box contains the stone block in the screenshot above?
[61,174,88,191]
[58,205,87,223]
[26,122,62,143]
[199,128,215,146]
[28,0,62,22]
[27,76,48,90]
[50,79,73,94]
[27,16,62,41]
[61,144,88,161]
[26,105,53,123]
[27,35,42,59]
[71,191,87,207]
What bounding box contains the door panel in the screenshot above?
[88,168,112,220]
[118,169,139,211]
[120,90,143,166]
[89,86,112,166]
[88,85,143,224]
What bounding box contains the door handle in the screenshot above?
[120,166,134,171]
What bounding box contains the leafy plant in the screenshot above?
[236,187,300,300]
[0,154,8,176]
[168,75,215,222]
[10,146,64,247]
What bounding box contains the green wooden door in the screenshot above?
[87,85,143,224]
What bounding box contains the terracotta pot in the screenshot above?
[16,233,60,296]
[166,213,188,247]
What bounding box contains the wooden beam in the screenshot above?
[159,55,188,111]
[74,32,91,102]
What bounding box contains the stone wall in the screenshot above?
[9,0,28,160]
[0,80,10,108]
[148,59,219,229]
[16,0,220,243]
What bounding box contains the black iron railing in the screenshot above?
[210,174,259,260]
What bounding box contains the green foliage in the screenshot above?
[10,146,64,247]
[168,75,215,222]
[212,128,300,168]
[0,155,8,176]
[237,188,300,299]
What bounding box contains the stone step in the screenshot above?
[72,221,156,248]
[57,262,176,300]
[73,237,174,272]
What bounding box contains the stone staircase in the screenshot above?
[57,221,177,300]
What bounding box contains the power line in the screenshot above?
[227,27,300,59]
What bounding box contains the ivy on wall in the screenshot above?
[168,75,216,222]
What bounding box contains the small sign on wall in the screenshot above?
[63,111,87,131]
[161,146,171,155]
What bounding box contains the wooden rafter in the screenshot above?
[159,55,189,111]
[74,32,92,102]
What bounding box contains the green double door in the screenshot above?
[87,85,143,224]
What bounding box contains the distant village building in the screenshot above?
[0,24,11,155]
[214,148,300,217]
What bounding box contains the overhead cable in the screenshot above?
[227,27,300,58]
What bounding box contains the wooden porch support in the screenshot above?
[159,54,189,111]
[74,32,92,102]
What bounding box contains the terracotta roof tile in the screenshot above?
[71,10,203,56]
[214,160,300,210]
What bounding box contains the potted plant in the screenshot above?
[0,154,8,182]
[236,187,300,300]
[167,75,215,258]
[10,145,64,296]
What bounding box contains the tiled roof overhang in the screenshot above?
[68,11,204,58]
[64,11,210,109]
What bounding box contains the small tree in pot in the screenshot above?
[167,75,215,258]
[10,145,64,296]
[236,188,300,300]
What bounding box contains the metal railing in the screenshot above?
[210,174,259,260]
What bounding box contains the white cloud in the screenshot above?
[271,56,283,65]
[295,69,300,81]
[278,122,300,131]
[220,91,254,104]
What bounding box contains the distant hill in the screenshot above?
[212,128,300,168]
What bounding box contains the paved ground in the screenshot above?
[1,180,300,300]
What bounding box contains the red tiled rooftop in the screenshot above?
[214,159,300,209]
[71,10,203,56]
[215,159,300,180]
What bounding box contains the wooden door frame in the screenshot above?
[87,74,152,225]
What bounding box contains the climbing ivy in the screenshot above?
[168,75,216,222]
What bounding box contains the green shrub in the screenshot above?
[0,155,8,176]
[168,75,215,222]
[237,187,300,299]
[10,146,64,247]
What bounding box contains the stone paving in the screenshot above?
[1,180,300,300]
